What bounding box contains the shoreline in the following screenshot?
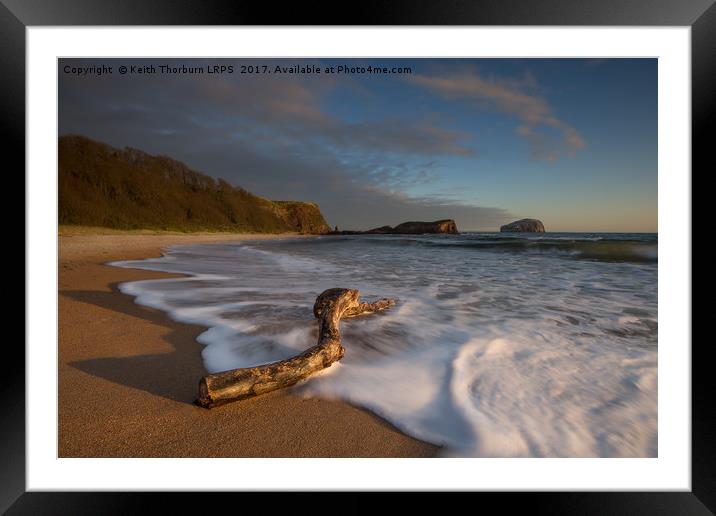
[59,229,439,457]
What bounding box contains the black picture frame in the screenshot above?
[6,0,710,514]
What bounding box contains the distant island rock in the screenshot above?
[500,218,546,233]
[333,219,459,235]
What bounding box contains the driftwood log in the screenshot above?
[196,288,396,408]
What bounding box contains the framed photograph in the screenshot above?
[9,0,709,513]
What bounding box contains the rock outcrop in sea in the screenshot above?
[333,219,459,235]
[500,218,546,233]
[368,220,459,235]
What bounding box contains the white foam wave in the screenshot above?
[107,236,657,457]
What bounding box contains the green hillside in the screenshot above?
[58,135,331,234]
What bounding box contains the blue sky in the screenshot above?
[59,58,657,232]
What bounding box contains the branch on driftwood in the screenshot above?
[196,288,396,408]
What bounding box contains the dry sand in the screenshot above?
[58,228,438,457]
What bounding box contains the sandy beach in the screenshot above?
[58,227,438,457]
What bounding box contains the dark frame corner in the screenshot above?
[7,0,710,514]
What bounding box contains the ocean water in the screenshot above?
[111,232,657,457]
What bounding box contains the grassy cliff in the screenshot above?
[58,135,331,234]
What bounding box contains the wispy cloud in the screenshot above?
[410,69,585,161]
[197,73,474,157]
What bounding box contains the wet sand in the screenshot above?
[58,228,438,457]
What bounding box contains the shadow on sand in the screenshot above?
[63,282,209,405]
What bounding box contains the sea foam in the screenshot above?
[110,233,657,457]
